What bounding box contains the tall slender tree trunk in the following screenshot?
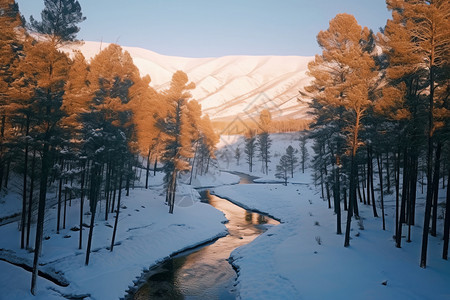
[0,115,6,191]
[79,162,86,250]
[443,168,450,260]
[344,153,356,247]
[110,169,123,251]
[320,169,325,200]
[369,146,378,217]
[168,170,177,214]
[431,142,441,237]
[145,149,151,189]
[386,152,391,193]
[21,117,30,249]
[110,165,117,213]
[343,187,348,211]
[189,143,198,185]
[126,161,131,197]
[409,155,418,225]
[335,160,342,234]
[31,141,51,295]
[420,59,436,269]
[63,182,67,229]
[26,148,37,249]
[324,166,331,209]
[395,149,400,245]
[397,148,409,248]
[377,153,385,230]
[4,158,10,188]
[153,157,158,176]
[85,165,100,266]
[57,160,64,234]
[367,147,372,206]
[357,179,363,204]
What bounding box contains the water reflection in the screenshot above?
[128,190,278,300]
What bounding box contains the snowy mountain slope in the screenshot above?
[66,41,313,120]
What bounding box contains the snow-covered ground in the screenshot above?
[212,181,450,299]
[0,171,238,300]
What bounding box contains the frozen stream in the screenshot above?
[126,173,279,299]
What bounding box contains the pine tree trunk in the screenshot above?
[4,158,10,188]
[324,166,331,209]
[320,169,325,200]
[397,148,409,248]
[431,142,441,237]
[357,179,363,204]
[367,147,371,206]
[57,160,63,234]
[409,155,418,226]
[386,152,391,193]
[353,170,360,218]
[145,149,151,189]
[85,199,97,266]
[63,183,67,230]
[85,165,100,266]
[169,171,177,214]
[377,153,385,230]
[343,187,348,211]
[153,157,158,176]
[31,141,51,295]
[110,169,123,251]
[110,166,117,214]
[189,143,198,185]
[335,163,342,234]
[344,153,356,247]
[395,149,400,245]
[126,162,131,197]
[0,115,5,191]
[26,148,36,249]
[369,146,378,217]
[420,48,436,269]
[442,169,450,260]
[105,161,111,221]
[79,163,86,250]
[21,117,30,249]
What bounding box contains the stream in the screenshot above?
[126,172,279,299]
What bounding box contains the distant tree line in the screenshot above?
[0,0,217,294]
[302,1,449,269]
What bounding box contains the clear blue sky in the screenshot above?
[16,0,391,57]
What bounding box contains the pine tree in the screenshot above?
[29,0,85,44]
[276,151,290,186]
[235,147,241,166]
[257,131,271,174]
[285,145,298,178]
[22,40,70,295]
[299,134,308,173]
[158,71,195,214]
[305,14,378,247]
[244,130,256,173]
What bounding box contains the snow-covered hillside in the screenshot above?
[65,41,313,121]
